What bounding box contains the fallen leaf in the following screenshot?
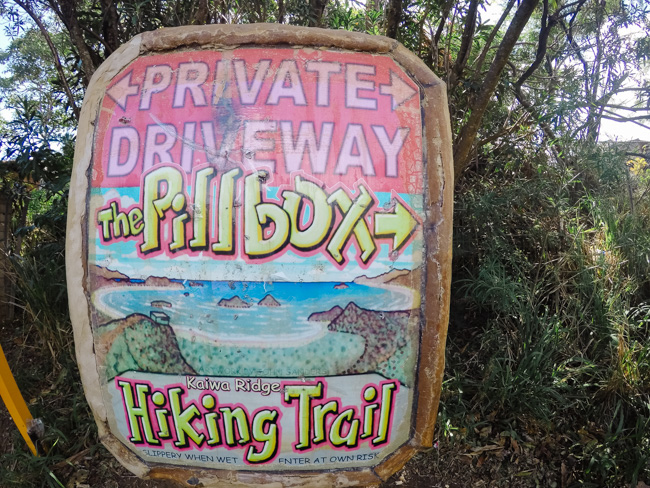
[511,438,520,454]
[462,444,504,457]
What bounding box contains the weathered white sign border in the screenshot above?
[67,23,453,487]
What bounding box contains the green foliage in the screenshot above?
[0,1,649,486]
[442,147,650,486]
[0,95,73,255]
[325,2,384,34]
[7,250,69,351]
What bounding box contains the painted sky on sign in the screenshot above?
[90,187,423,282]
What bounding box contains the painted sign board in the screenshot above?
[67,24,453,487]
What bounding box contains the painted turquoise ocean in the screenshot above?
[96,281,417,382]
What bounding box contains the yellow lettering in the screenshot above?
[361,386,378,439]
[212,168,242,254]
[117,380,159,445]
[313,400,338,443]
[168,387,205,448]
[128,207,144,235]
[97,207,113,240]
[140,166,184,253]
[220,407,251,446]
[151,391,171,439]
[244,171,290,258]
[282,176,333,250]
[189,167,215,250]
[246,409,279,463]
[201,394,222,446]
[329,408,360,447]
[326,186,376,264]
[373,382,397,445]
[283,382,322,450]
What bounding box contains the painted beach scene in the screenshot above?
[88,183,426,388]
[90,263,422,387]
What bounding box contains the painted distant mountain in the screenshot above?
[327,302,410,374]
[103,313,195,381]
[95,266,129,281]
[151,300,172,308]
[353,268,422,290]
[218,296,251,308]
[308,305,344,322]
[258,295,281,307]
[334,283,349,289]
[353,268,410,285]
[144,275,184,289]
[90,266,188,291]
[91,265,131,288]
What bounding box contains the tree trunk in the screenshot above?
[278,0,285,23]
[308,0,328,27]
[99,0,120,52]
[385,0,402,39]
[472,0,516,77]
[50,0,100,86]
[453,0,540,181]
[448,0,479,91]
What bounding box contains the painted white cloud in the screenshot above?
[103,188,137,207]
[269,252,306,264]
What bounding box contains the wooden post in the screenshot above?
[0,343,38,456]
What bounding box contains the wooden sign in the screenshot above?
[67,24,453,486]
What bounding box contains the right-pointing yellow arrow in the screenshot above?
[373,199,419,252]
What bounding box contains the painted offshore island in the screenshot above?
[90,265,421,386]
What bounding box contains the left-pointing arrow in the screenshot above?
[106,71,139,111]
[373,198,419,253]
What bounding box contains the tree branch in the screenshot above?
[308,0,328,27]
[472,0,516,77]
[515,0,556,88]
[46,0,100,86]
[385,0,402,39]
[477,112,530,147]
[626,152,650,159]
[278,0,285,23]
[433,0,454,48]
[99,0,120,52]
[449,0,479,90]
[600,108,650,123]
[600,114,650,131]
[80,24,113,53]
[453,0,541,180]
[12,0,80,120]
[513,85,566,167]
[597,103,649,112]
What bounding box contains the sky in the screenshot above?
[480,0,650,143]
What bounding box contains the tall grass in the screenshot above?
[443,148,650,486]
[1,197,97,486]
